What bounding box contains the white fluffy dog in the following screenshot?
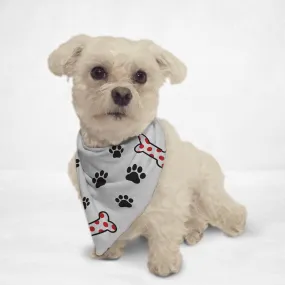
[48,35,247,277]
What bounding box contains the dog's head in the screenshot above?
[48,35,186,146]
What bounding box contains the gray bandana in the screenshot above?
[75,120,166,255]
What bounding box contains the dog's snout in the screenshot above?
[111,87,132,106]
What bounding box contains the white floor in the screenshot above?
[1,170,285,285]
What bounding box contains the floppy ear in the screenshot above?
[142,40,187,84]
[48,34,90,77]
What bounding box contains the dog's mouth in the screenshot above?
[107,111,127,119]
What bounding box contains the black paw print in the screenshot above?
[76,159,80,168]
[115,195,134,208]
[109,145,124,158]
[92,170,108,188]
[126,164,146,184]
[82,197,90,209]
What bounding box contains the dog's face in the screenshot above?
[48,35,186,145]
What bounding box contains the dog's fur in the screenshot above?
[48,35,247,277]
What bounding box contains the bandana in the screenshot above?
[75,120,166,255]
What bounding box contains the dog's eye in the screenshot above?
[90,66,107,80]
[133,70,147,84]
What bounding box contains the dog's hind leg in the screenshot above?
[199,185,247,237]
[197,152,247,237]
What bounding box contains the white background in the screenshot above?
[0,1,285,285]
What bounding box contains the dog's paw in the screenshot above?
[185,229,204,245]
[91,243,124,260]
[185,218,208,245]
[224,205,247,237]
[148,252,182,277]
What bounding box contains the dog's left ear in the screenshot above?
[141,40,187,84]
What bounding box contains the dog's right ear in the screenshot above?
[139,40,187,84]
[48,34,90,77]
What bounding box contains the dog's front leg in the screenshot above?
[146,217,183,277]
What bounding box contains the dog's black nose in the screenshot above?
[111,87,132,106]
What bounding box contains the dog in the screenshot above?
[48,35,247,277]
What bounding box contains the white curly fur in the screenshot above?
[49,35,247,277]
